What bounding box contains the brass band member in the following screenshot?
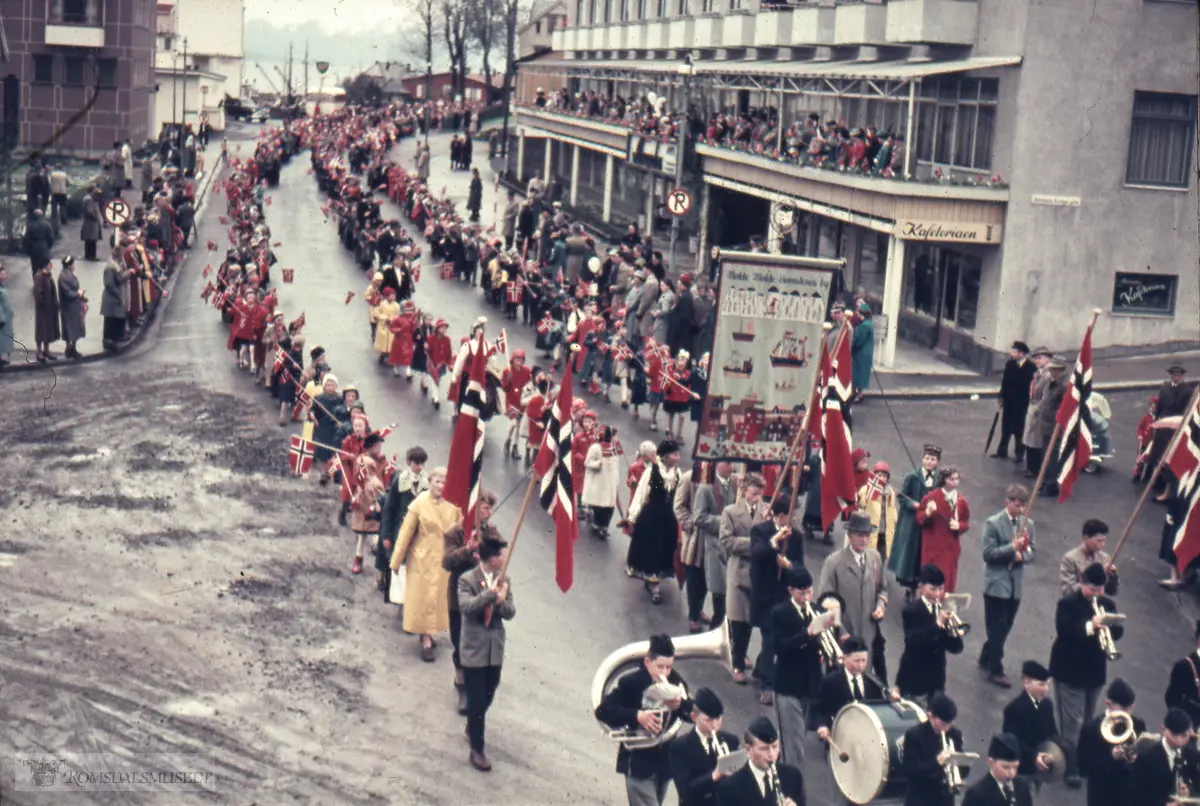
[1077,679,1142,806]
[595,634,692,806]
[716,716,806,806]
[809,636,894,745]
[669,688,741,806]
[900,694,968,806]
[1051,562,1124,788]
[896,564,964,707]
[1165,619,1200,728]
[1131,708,1200,806]
[770,566,823,765]
[961,733,1034,806]
[1000,660,1058,793]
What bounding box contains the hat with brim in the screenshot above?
[1168,364,1187,374]
[1012,341,1030,354]
[845,510,874,535]
[1032,346,1052,358]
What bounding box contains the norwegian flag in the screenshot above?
[613,341,633,363]
[534,351,578,593]
[495,329,508,357]
[445,333,488,538]
[383,455,398,488]
[291,389,312,422]
[207,240,219,252]
[272,346,285,376]
[642,341,659,361]
[214,289,230,310]
[863,472,886,503]
[1055,315,1100,502]
[536,314,555,335]
[1169,395,1200,573]
[200,281,215,301]
[345,290,356,305]
[657,343,671,363]
[288,436,314,476]
[202,264,212,278]
[331,455,355,500]
[819,328,857,532]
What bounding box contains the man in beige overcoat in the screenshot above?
[1021,347,1054,477]
[719,473,769,685]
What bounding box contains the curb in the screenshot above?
[870,379,1163,401]
[3,153,227,375]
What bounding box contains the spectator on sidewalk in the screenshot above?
[467,168,483,223]
[80,189,103,261]
[122,140,134,188]
[25,163,50,215]
[57,257,86,359]
[0,264,12,368]
[100,247,128,349]
[177,196,196,248]
[23,209,54,280]
[111,142,126,192]
[140,158,155,205]
[32,261,60,363]
[49,164,69,228]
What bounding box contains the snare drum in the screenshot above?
[830,700,927,804]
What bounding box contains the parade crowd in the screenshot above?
[201,99,1200,806]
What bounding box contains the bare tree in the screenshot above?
[469,0,506,103]
[440,0,470,99]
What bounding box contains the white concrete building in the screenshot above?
[152,0,246,135]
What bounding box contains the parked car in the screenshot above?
[223,96,253,122]
[250,108,270,123]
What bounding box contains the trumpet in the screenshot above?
[810,601,844,666]
[1092,596,1124,661]
[941,731,971,793]
[940,593,972,638]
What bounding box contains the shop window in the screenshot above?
[51,0,101,25]
[32,55,54,84]
[64,57,86,87]
[1125,91,1195,188]
[904,246,982,331]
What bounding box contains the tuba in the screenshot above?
[591,623,733,751]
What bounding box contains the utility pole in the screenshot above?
[178,37,189,158]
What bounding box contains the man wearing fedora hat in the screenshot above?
[817,509,890,684]
[1035,360,1069,498]
[1022,348,1055,478]
[993,342,1037,462]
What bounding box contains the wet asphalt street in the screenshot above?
[131,123,1195,805]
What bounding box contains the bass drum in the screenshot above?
[830,700,927,804]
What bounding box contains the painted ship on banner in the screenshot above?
[768,331,809,369]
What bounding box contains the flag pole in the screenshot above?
[768,321,841,514]
[497,472,540,583]
[1014,308,1101,538]
[1110,383,1200,563]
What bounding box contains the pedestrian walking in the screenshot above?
[851,300,875,402]
[457,536,515,773]
[720,472,770,684]
[121,140,134,188]
[692,462,735,630]
[80,189,103,261]
[1022,347,1054,477]
[57,257,86,359]
[49,163,69,228]
[916,465,970,593]
[391,467,461,662]
[582,427,621,539]
[23,209,54,280]
[626,439,683,605]
[467,168,483,223]
[978,484,1034,688]
[32,261,60,362]
[991,341,1037,461]
[817,509,890,684]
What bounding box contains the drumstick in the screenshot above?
[826,737,850,763]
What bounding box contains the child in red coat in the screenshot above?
[662,351,692,441]
[1133,396,1158,482]
[387,300,419,379]
[522,372,550,468]
[501,349,533,459]
[424,318,453,409]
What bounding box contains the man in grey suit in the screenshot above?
[458,537,516,772]
[1022,348,1053,477]
[719,473,770,688]
[979,484,1035,689]
[818,510,890,683]
[691,461,737,632]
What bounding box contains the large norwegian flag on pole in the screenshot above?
[1055,310,1101,502]
[1169,393,1200,573]
[820,326,857,532]
[445,332,488,537]
[534,348,579,592]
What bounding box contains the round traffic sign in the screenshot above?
[201,85,209,95]
[103,198,131,227]
[666,188,691,217]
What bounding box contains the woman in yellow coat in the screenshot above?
[390,467,462,662]
[856,461,898,563]
[373,287,401,363]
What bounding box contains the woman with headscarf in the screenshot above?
[626,439,683,604]
[390,467,461,662]
[57,257,86,358]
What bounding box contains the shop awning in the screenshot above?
[530,54,1021,81]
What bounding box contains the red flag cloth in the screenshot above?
[820,329,857,532]
[534,354,578,592]
[445,333,488,537]
[1055,319,1096,502]
[1169,396,1200,573]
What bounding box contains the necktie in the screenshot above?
[1002,782,1015,805]
[1011,517,1019,529]
[851,676,863,701]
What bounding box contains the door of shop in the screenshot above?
[907,245,980,353]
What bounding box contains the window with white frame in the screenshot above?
[913,77,998,171]
[1125,91,1195,188]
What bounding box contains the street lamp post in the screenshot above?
[667,57,694,278]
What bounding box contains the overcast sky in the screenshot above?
[244,0,414,33]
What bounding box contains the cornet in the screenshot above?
[940,593,972,638]
[1092,596,1124,661]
